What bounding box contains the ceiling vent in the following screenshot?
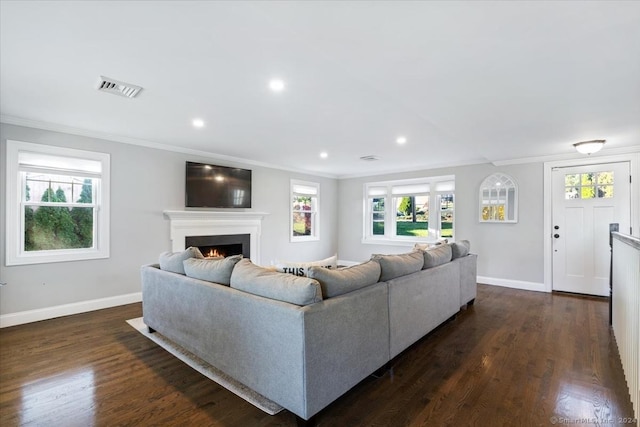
[96,76,142,98]
[360,155,380,161]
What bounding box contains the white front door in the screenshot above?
[552,162,631,296]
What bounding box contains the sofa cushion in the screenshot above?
[308,260,381,298]
[371,251,424,282]
[183,254,243,285]
[421,244,452,269]
[274,254,338,277]
[230,259,323,306]
[449,240,470,259]
[159,246,204,274]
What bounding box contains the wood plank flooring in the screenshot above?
[0,285,635,426]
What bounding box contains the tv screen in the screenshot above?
[185,161,252,208]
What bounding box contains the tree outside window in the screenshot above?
[24,175,95,251]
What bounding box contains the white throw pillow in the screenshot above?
[273,254,338,277]
[413,239,448,251]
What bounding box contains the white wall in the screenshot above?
[0,124,338,323]
[337,162,545,288]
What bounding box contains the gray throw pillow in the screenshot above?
[159,247,204,274]
[183,254,243,285]
[371,251,424,282]
[421,244,452,269]
[449,240,470,259]
[308,260,381,298]
[230,259,323,306]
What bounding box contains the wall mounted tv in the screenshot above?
[185,161,252,208]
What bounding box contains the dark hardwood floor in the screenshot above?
[0,285,635,426]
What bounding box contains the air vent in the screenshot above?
[96,76,142,98]
[360,155,380,161]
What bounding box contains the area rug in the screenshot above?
[126,317,284,415]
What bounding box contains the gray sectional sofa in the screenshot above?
[141,242,477,422]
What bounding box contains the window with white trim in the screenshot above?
[291,180,319,242]
[6,140,110,265]
[363,176,455,244]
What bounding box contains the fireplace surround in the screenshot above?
[163,210,269,264]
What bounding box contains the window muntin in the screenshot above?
[6,140,110,265]
[291,180,319,242]
[364,176,455,243]
[440,193,454,238]
[372,197,385,235]
[564,171,614,199]
[23,173,97,251]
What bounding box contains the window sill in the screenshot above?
[7,248,109,266]
[361,237,439,247]
[290,236,320,243]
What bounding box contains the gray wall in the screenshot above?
[0,124,338,314]
[337,162,544,284]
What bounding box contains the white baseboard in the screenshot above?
[477,276,548,293]
[0,292,142,328]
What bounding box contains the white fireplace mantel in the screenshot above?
[163,210,269,263]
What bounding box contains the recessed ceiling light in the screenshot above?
[269,79,285,92]
[320,152,328,159]
[192,118,205,128]
[396,136,407,145]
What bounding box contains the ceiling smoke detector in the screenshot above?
[96,76,142,98]
[360,155,380,161]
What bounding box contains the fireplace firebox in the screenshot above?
[185,234,250,259]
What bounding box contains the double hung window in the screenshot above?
[6,140,110,265]
[290,180,319,242]
[364,176,455,243]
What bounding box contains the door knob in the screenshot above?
[554,234,560,239]
[554,225,559,230]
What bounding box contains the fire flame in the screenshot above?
[206,249,223,258]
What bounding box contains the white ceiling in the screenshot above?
[1,1,639,178]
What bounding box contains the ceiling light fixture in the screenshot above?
[573,139,605,155]
[192,118,205,128]
[269,79,285,92]
[320,152,328,159]
[396,136,407,145]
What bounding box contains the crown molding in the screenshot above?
[336,158,491,180]
[491,145,640,166]
[5,115,636,180]
[0,115,339,179]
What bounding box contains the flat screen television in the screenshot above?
[185,161,252,208]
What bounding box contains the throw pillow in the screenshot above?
[308,260,381,298]
[273,254,338,277]
[413,239,448,251]
[159,246,204,274]
[230,259,323,306]
[371,251,424,282]
[449,240,471,259]
[183,254,243,286]
[421,244,452,269]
